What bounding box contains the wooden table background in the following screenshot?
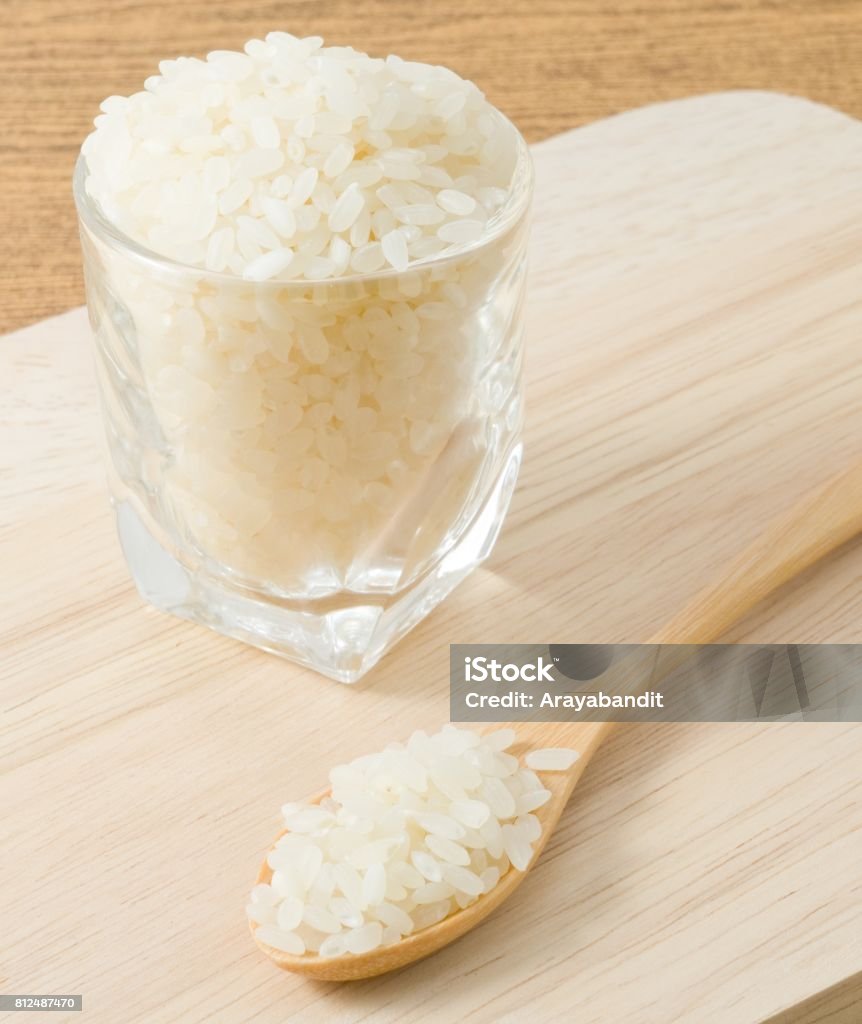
[2,0,862,334]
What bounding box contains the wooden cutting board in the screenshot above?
[2,92,862,1023]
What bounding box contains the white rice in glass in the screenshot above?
[75,34,533,681]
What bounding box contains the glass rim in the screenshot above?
[72,110,533,288]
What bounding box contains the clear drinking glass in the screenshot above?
[73,121,532,681]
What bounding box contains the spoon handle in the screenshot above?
[510,458,862,752]
[651,458,862,645]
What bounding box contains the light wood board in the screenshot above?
[2,91,862,1023]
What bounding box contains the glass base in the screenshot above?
[114,444,521,683]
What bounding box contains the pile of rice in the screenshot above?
[248,726,579,958]
[79,35,528,590]
[82,33,517,281]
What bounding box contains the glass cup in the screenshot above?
[73,119,532,681]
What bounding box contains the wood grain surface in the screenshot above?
[3,92,862,1023]
[2,1,862,333]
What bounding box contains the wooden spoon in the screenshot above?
[253,459,862,981]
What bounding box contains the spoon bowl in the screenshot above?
[252,721,612,981]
